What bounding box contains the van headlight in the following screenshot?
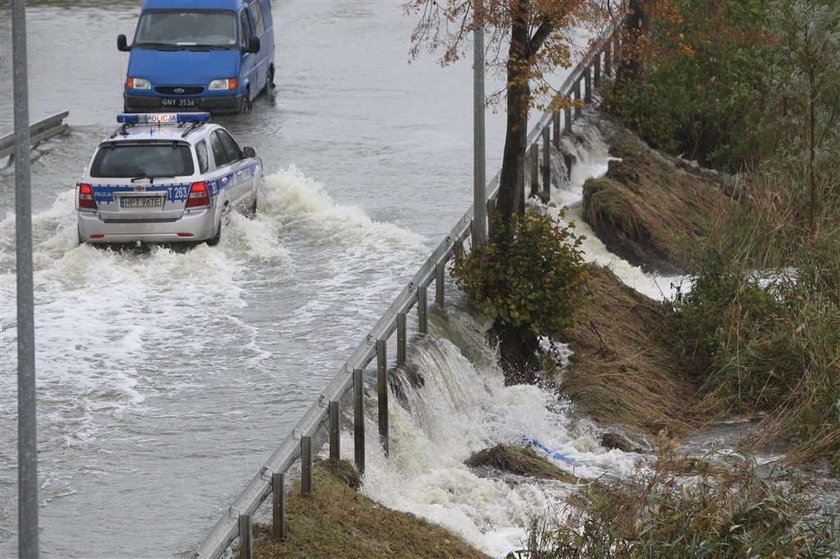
[126,77,151,90]
[208,78,238,91]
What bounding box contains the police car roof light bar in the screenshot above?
[116,112,211,125]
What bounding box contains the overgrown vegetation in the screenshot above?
[602,0,840,469]
[511,449,838,558]
[452,210,588,383]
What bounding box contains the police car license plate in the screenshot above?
[121,196,162,208]
[161,98,195,108]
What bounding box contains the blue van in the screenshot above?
[118,0,274,114]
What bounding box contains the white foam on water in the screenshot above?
[548,124,684,301]
[359,337,642,558]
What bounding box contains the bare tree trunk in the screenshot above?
[496,0,530,229]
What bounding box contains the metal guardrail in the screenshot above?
[0,111,69,162]
[193,23,623,559]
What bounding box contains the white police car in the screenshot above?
[76,112,261,245]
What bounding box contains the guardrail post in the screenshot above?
[594,53,601,88]
[564,107,572,133]
[353,368,365,474]
[529,146,539,197]
[239,514,252,559]
[584,66,592,103]
[604,41,612,76]
[329,400,340,462]
[553,108,561,148]
[272,473,286,540]
[435,261,445,308]
[376,339,389,456]
[574,80,582,118]
[301,436,313,495]
[396,312,407,366]
[417,286,428,335]
[541,127,551,201]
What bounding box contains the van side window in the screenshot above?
[196,140,210,173]
[249,2,264,35]
[217,130,242,163]
[210,132,229,167]
[240,9,253,47]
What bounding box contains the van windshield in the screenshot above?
[134,10,237,49]
[91,143,195,178]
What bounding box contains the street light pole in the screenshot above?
[473,0,487,248]
[12,0,39,556]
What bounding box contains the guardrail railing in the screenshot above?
[193,23,623,559]
[0,111,70,164]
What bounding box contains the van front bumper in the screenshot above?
[123,94,243,115]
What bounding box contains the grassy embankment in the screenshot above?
[575,0,839,470]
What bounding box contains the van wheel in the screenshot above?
[266,65,275,89]
[239,89,252,114]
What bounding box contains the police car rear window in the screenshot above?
[90,143,195,178]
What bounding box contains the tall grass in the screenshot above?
[511,449,838,558]
[670,166,840,471]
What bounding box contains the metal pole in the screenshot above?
[353,368,365,474]
[542,127,551,201]
[594,53,601,88]
[435,262,445,308]
[376,339,388,456]
[553,109,561,148]
[584,67,592,103]
[271,473,286,540]
[12,0,38,556]
[564,107,572,133]
[396,312,407,366]
[300,436,312,495]
[530,146,539,197]
[574,80,582,118]
[473,0,487,248]
[417,286,428,335]
[238,514,252,559]
[328,400,340,462]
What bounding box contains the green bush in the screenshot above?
[451,210,588,338]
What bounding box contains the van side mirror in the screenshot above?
[117,34,130,52]
[246,37,260,54]
[243,146,256,158]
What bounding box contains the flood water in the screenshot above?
[0,2,660,557]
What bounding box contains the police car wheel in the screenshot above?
[206,222,222,246]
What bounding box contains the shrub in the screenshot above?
[451,209,588,338]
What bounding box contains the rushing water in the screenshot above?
[0,1,606,556]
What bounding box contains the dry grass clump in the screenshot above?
[465,445,579,484]
[251,460,488,559]
[582,123,730,274]
[560,265,699,436]
[515,451,838,558]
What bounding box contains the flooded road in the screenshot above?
[0,1,515,555]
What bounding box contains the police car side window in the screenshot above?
[217,130,242,163]
[250,3,264,35]
[210,132,229,167]
[196,140,209,173]
[240,10,253,47]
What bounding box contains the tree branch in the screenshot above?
[528,18,554,55]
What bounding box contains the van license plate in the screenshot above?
[161,98,195,108]
[121,196,162,208]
